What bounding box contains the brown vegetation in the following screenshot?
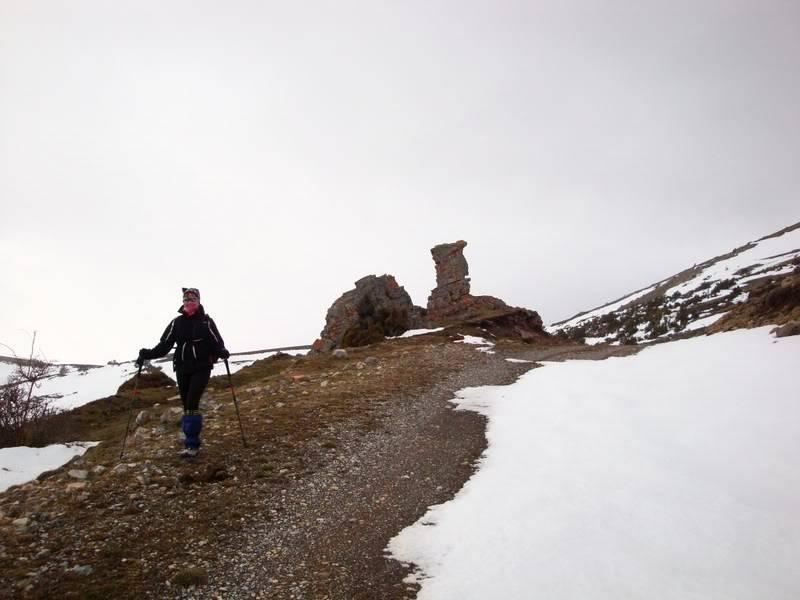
[0,360,56,448]
[710,272,800,333]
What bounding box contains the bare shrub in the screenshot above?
[764,281,800,312]
[0,350,57,448]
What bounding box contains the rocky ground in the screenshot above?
[0,326,579,599]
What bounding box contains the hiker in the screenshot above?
[136,287,230,457]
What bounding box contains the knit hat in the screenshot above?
[182,287,200,302]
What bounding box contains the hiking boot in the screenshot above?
[179,447,199,458]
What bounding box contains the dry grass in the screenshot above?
[0,330,486,599]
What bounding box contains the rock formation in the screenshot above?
[311,275,425,353]
[425,241,473,319]
[426,240,523,320]
[312,241,548,352]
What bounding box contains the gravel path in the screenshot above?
[167,348,532,600]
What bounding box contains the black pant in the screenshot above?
[176,369,211,412]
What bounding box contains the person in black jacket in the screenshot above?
[137,287,230,458]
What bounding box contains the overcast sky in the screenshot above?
[1,1,798,364]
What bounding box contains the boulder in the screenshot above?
[117,368,175,393]
[161,406,183,424]
[312,274,425,352]
[135,410,150,426]
[773,320,800,337]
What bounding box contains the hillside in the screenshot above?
[0,322,581,598]
[551,222,800,344]
[1,224,798,599]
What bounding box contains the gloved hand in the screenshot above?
[135,349,147,368]
[218,348,230,360]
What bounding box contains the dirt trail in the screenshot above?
[1,334,639,599]
[509,342,641,362]
[169,346,531,599]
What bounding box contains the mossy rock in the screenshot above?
[173,567,208,587]
[117,369,175,392]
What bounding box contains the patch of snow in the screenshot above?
[739,265,796,285]
[456,336,493,346]
[0,362,17,383]
[682,313,725,332]
[24,363,141,411]
[505,358,533,364]
[583,337,609,346]
[389,327,800,599]
[0,442,98,492]
[392,328,445,339]
[731,292,750,304]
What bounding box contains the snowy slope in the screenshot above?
[0,348,307,412]
[0,443,98,493]
[551,223,800,343]
[389,326,800,599]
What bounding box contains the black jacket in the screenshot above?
[141,305,226,374]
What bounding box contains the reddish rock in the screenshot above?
[312,275,425,352]
[426,241,516,321]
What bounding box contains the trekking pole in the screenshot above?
[224,359,248,448]
[120,362,143,460]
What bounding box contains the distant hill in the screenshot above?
[550,222,800,344]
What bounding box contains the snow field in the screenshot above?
[665,229,800,298]
[0,443,98,493]
[389,326,800,599]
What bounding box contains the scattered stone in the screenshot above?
[68,470,88,480]
[12,517,29,530]
[91,465,107,475]
[363,356,379,365]
[70,565,93,576]
[131,427,149,445]
[332,349,348,359]
[135,409,150,426]
[773,320,800,337]
[161,406,183,424]
[66,482,87,492]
